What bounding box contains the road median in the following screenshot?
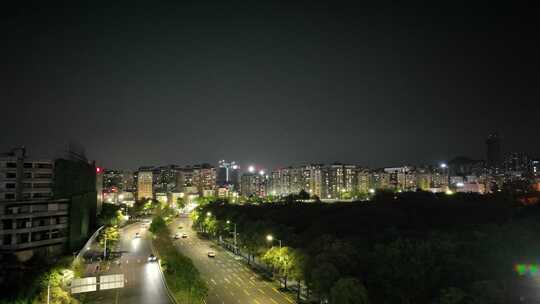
[150,215,208,304]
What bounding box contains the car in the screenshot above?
[207,251,216,258]
[147,254,158,262]
[181,233,188,238]
[135,232,140,238]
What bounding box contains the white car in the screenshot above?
[148,254,158,262]
[207,251,216,258]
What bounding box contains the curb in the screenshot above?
[150,238,179,304]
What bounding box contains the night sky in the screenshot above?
[2,3,539,170]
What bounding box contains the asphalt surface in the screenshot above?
[78,223,171,304]
[173,216,296,304]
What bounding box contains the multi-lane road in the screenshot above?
[80,223,171,304]
[173,216,295,304]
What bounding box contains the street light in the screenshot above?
[369,188,375,194]
[248,166,255,173]
[206,211,212,217]
[266,234,281,248]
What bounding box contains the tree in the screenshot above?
[262,246,280,273]
[290,250,308,301]
[240,221,266,265]
[177,197,186,210]
[149,216,167,234]
[310,262,340,301]
[298,189,310,200]
[330,277,369,304]
[98,203,122,226]
[276,247,295,289]
[98,226,119,251]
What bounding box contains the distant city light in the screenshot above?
[206,211,212,217]
[266,234,273,242]
[96,167,102,173]
[248,166,255,173]
[232,165,238,170]
[445,190,454,195]
[369,188,375,194]
[456,182,465,187]
[440,163,447,169]
[259,170,265,175]
[118,194,124,201]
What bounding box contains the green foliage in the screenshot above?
[97,203,122,226]
[177,197,187,209]
[97,226,119,249]
[151,218,208,303]
[310,262,340,299]
[149,215,168,234]
[189,193,540,304]
[330,278,369,304]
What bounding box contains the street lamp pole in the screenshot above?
[103,236,107,259]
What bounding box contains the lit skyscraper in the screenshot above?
[137,170,153,201]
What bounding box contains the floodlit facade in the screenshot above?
[137,171,153,200]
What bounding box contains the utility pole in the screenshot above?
[47,282,50,304]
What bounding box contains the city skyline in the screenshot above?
[2,3,539,170]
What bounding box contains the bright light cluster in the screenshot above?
[515,264,539,276]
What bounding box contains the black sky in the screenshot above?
[1,2,539,170]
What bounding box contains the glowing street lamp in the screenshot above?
[266,234,281,247]
[206,211,212,217]
[259,170,265,176]
[440,163,447,169]
[248,166,255,173]
[369,188,376,194]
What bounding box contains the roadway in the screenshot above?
[173,216,295,304]
[79,222,171,304]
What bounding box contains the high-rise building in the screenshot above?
[176,168,194,192]
[153,165,178,193]
[137,170,153,200]
[322,164,357,199]
[504,152,530,175]
[486,133,502,169]
[357,169,371,193]
[1,147,98,262]
[303,164,323,197]
[532,158,540,177]
[240,172,266,197]
[194,163,216,195]
[0,147,54,202]
[384,166,415,191]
